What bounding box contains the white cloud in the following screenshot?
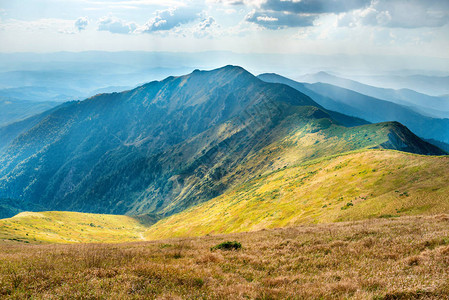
[193,16,218,38]
[97,16,137,34]
[256,15,277,22]
[207,0,244,5]
[140,7,200,33]
[245,9,316,29]
[338,0,449,28]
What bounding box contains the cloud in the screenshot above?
[338,0,449,28]
[141,7,200,32]
[193,16,217,38]
[207,0,244,5]
[262,0,371,14]
[245,9,316,29]
[75,17,89,31]
[97,16,137,34]
[244,0,371,30]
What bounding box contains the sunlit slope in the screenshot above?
[146,150,449,240]
[0,211,147,243]
[2,149,448,244]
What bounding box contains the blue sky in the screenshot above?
[0,0,448,58]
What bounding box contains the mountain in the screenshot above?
[146,150,449,239]
[0,102,70,152]
[0,86,82,103]
[3,149,449,243]
[0,211,147,243]
[0,66,444,219]
[0,98,59,126]
[258,73,449,144]
[294,71,449,118]
[356,74,449,96]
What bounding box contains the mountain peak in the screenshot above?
[194,65,249,76]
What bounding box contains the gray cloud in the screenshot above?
[97,16,136,34]
[75,17,88,31]
[142,7,200,33]
[262,0,371,14]
[245,10,316,29]
[339,0,449,28]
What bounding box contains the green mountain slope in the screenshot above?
[145,150,449,240]
[0,211,147,243]
[1,149,448,244]
[0,66,444,219]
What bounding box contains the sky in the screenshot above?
[0,0,448,59]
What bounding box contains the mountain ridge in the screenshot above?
[290,71,449,118]
[0,66,444,219]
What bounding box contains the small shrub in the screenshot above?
[211,241,242,251]
[341,202,353,210]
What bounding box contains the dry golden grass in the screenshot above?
[1,214,449,299]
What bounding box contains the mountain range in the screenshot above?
[258,73,449,144]
[0,65,445,220]
[294,71,449,118]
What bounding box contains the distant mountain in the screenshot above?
[88,86,133,96]
[0,86,82,103]
[356,74,449,96]
[0,66,443,218]
[294,71,449,118]
[0,98,59,126]
[258,73,449,144]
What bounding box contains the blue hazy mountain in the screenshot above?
[355,74,449,96]
[294,71,449,118]
[258,73,449,144]
[0,66,443,218]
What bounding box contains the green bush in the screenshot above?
[211,241,242,251]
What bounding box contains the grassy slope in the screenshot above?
[0,211,147,243]
[146,150,449,240]
[1,215,448,299]
[1,149,448,244]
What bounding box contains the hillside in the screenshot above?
[2,149,448,244]
[0,66,443,219]
[0,103,69,152]
[0,211,147,243]
[1,215,449,299]
[258,73,449,144]
[0,98,59,126]
[146,150,449,240]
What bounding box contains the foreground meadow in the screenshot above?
[1,215,448,299]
